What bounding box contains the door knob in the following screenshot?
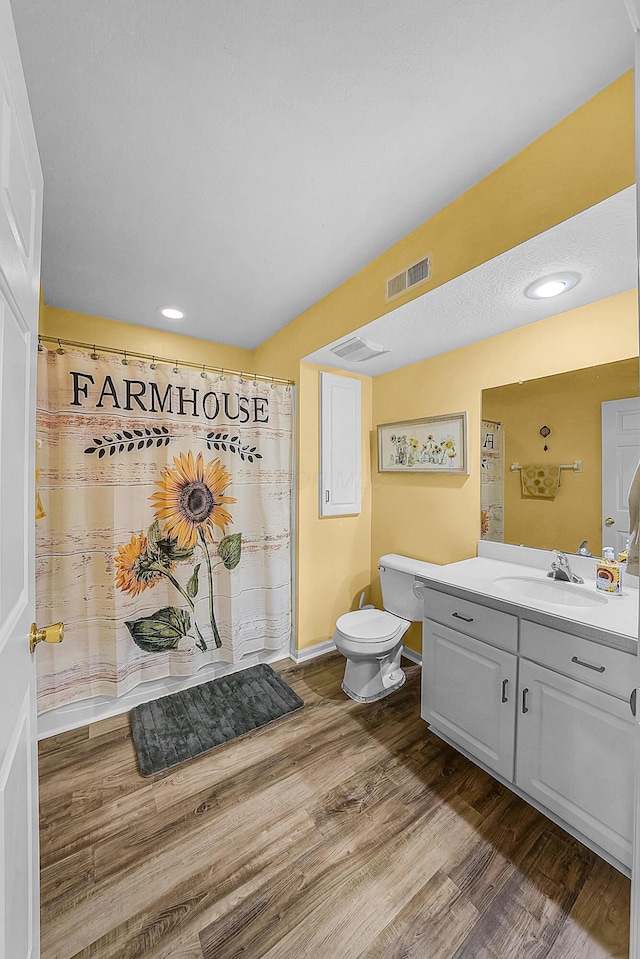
[29,621,64,654]
[605,517,615,526]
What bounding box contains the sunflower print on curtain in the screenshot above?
[35,348,293,714]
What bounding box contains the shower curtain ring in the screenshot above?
[219,369,225,381]
[56,339,65,355]
[173,360,180,374]
[270,376,275,389]
[37,336,44,352]
[150,356,157,370]
[253,373,258,387]
[200,365,207,378]
[90,344,99,360]
[122,351,129,366]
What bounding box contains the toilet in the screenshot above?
[333,553,440,703]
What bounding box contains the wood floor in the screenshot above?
[39,653,631,959]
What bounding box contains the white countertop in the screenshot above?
[416,555,639,644]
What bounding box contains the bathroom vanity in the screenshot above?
[416,545,638,876]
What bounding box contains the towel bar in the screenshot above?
[509,460,583,473]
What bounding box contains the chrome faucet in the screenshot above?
[547,550,584,584]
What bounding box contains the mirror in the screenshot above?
[481,356,639,556]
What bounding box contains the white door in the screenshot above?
[516,659,634,870]
[0,1,44,957]
[421,620,517,781]
[602,397,640,553]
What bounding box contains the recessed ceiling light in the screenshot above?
[159,307,184,320]
[524,272,581,299]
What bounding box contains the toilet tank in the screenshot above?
[379,553,441,622]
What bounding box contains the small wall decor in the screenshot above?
[539,425,551,451]
[378,411,468,473]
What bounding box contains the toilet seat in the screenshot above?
[335,608,405,644]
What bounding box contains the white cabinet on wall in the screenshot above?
[319,371,361,517]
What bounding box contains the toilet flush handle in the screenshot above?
[412,581,424,600]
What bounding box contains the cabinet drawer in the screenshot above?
[520,620,635,700]
[423,588,518,652]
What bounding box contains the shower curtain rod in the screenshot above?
[37,334,295,386]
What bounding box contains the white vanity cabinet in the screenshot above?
[420,583,636,873]
[517,658,634,868]
[422,621,517,782]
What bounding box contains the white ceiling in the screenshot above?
[304,187,638,374]
[11,0,635,349]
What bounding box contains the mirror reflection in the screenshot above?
[481,357,639,557]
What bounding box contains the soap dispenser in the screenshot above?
[597,547,622,594]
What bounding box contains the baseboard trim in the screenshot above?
[401,646,422,665]
[37,648,290,740]
[289,639,337,664]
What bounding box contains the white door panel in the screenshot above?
[0,1,43,957]
[602,397,640,553]
[422,620,517,782]
[517,659,634,870]
[319,371,361,516]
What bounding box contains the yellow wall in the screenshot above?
[39,305,255,373]
[371,290,638,653]
[40,73,636,654]
[483,357,639,556]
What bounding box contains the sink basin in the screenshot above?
[493,575,608,608]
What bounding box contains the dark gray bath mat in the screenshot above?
[130,663,304,777]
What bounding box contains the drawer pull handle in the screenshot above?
[452,612,474,623]
[571,655,605,673]
[630,689,637,717]
[501,678,509,703]
[522,687,529,713]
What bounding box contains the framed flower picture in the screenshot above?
[377,411,468,473]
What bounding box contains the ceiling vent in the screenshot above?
[330,336,390,362]
[386,254,432,301]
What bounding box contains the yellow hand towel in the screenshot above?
[520,465,561,499]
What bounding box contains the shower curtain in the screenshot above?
[481,419,504,542]
[35,347,293,713]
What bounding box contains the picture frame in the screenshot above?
[377,411,468,474]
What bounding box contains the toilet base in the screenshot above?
[341,670,406,703]
[340,645,406,703]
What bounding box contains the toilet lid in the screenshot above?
[336,609,403,643]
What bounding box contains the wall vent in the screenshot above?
[386,254,432,301]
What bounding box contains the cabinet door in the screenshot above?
[422,620,517,781]
[319,371,361,516]
[517,659,634,868]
